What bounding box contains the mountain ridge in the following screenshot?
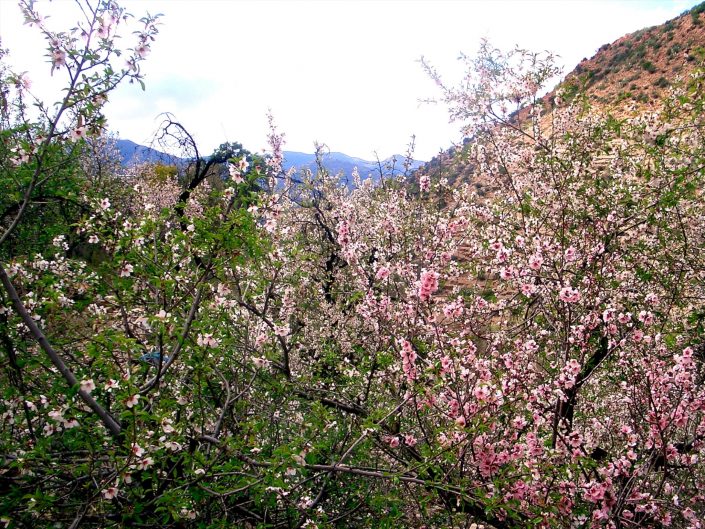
[116,140,424,181]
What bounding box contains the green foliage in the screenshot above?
[655,75,670,88]
[0,147,83,259]
[642,60,657,73]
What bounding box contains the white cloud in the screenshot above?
[0,0,694,160]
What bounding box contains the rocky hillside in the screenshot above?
[566,2,704,108]
[420,2,705,189]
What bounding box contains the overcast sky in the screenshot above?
[0,0,696,161]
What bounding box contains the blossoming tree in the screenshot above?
[1,2,704,528]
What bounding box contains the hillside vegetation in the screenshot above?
[420,2,705,195]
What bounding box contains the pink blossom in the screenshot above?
[442,300,463,318]
[180,509,197,520]
[125,394,140,408]
[583,481,606,503]
[79,379,95,394]
[566,431,582,448]
[337,220,350,246]
[565,359,581,376]
[70,126,87,142]
[499,266,514,280]
[558,286,581,303]
[617,312,631,324]
[131,443,144,457]
[438,433,451,448]
[564,246,578,262]
[682,507,698,522]
[43,423,57,436]
[119,263,133,277]
[473,385,490,401]
[48,409,64,423]
[273,324,290,337]
[16,72,31,91]
[135,43,150,59]
[228,163,244,184]
[197,333,219,348]
[52,48,66,67]
[137,457,154,470]
[512,416,527,429]
[520,283,536,296]
[252,356,270,369]
[399,339,417,381]
[528,254,543,270]
[645,292,659,305]
[418,269,439,302]
[164,441,182,451]
[11,146,31,166]
[375,266,390,280]
[419,174,430,192]
[638,310,654,326]
[102,486,118,500]
[97,20,112,39]
[440,355,452,372]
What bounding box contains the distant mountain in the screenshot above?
[115,140,424,183]
[115,139,183,166]
[282,151,424,184]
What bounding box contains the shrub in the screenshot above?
[642,60,657,73]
